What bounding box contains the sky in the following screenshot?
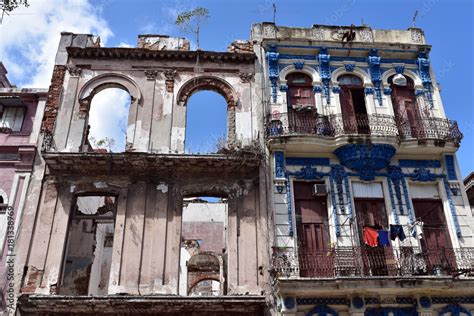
[0,0,472,175]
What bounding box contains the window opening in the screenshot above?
[60,195,116,295]
[185,91,227,154]
[0,105,25,132]
[389,75,422,139]
[87,88,131,152]
[338,74,368,134]
[179,196,227,296]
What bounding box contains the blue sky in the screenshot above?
[0,0,472,175]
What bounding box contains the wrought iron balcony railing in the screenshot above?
[397,117,463,145]
[272,246,474,279]
[265,112,462,145]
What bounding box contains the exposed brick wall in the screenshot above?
[41,65,67,133]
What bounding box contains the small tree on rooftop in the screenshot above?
[175,7,210,50]
[0,0,29,24]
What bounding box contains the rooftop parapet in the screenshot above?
[252,22,427,47]
[137,34,190,51]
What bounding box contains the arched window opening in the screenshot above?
[87,88,131,153]
[179,196,227,296]
[185,91,227,154]
[189,279,220,296]
[338,74,368,134]
[0,192,7,213]
[389,75,422,138]
[286,73,314,110]
[60,195,117,295]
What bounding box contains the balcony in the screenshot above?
[397,117,463,145]
[265,112,462,145]
[272,246,474,279]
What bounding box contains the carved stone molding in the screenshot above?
[239,72,254,83]
[263,24,276,38]
[312,27,325,40]
[359,29,373,42]
[68,66,82,77]
[78,98,91,118]
[144,69,159,80]
[411,29,423,43]
[163,70,177,92]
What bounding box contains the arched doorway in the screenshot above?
[389,75,423,139]
[338,74,368,134]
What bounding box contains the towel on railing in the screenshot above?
[378,230,390,246]
[363,227,378,247]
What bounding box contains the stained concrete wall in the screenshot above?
[48,33,260,154]
[18,178,267,297]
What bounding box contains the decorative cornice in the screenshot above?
[66,47,256,63]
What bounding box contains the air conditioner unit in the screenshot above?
[312,183,327,196]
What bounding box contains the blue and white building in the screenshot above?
[252,23,474,316]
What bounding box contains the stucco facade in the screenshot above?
[0,63,47,311]
[254,23,474,316]
[12,33,270,315]
[7,23,474,316]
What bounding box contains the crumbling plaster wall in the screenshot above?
[19,176,268,296]
[48,33,260,154]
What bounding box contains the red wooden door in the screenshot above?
[294,182,332,277]
[355,198,394,276]
[412,199,455,274]
[287,73,314,108]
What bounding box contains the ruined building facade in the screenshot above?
[13,33,270,315]
[9,23,474,316]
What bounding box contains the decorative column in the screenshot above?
[266,45,279,103]
[368,49,382,106]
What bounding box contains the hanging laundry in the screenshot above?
[378,230,390,246]
[410,221,424,240]
[363,227,378,247]
[390,224,406,241]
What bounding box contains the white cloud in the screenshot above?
[117,42,133,48]
[0,0,112,87]
[88,88,130,152]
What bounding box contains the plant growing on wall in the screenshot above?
[89,136,116,153]
[0,0,29,23]
[175,7,210,50]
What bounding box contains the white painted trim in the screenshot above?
[331,66,371,85]
[380,68,422,87]
[278,64,321,84]
[14,174,30,240]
